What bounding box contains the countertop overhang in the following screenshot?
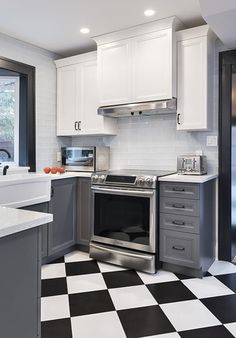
[159,173,218,183]
[0,206,53,239]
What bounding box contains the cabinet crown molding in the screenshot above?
[55,51,97,68]
[176,25,217,42]
[92,16,185,45]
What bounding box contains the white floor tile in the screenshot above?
[182,276,234,299]
[160,299,221,332]
[143,333,181,338]
[97,261,127,273]
[64,250,92,263]
[208,260,236,275]
[71,311,126,338]
[41,263,66,280]
[41,295,70,321]
[137,270,179,284]
[224,322,236,336]
[109,285,157,310]
[67,273,107,294]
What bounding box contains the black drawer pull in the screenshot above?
[172,220,185,226]
[172,187,185,192]
[172,245,185,251]
[172,204,185,209]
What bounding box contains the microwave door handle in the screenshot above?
[91,186,154,197]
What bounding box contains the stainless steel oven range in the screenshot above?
[89,169,174,273]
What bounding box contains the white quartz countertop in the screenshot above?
[159,173,218,183]
[0,206,53,239]
[44,171,92,180]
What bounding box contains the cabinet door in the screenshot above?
[177,37,208,130]
[77,178,92,246]
[80,60,102,133]
[48,178,77,256]
[57,65,80,136]
[98,40,132,105]
[132,29,174,102]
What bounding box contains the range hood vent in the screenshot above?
[98,99,177,118]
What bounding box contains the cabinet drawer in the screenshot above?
[160,229,200,268]
[160,197,199,217]
[160,213,199,234]
[160,182,199,199]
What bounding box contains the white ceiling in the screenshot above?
[0,0,205,57]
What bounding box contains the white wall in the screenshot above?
[0,32,70,171]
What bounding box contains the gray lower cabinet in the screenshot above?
[20,202,49,258]
[0,227,41,338]
[48,178,77,257]
[159,180,216,277]
[77,177,92,246]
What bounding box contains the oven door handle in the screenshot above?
[91,186,154,197]
[90,243,153,261]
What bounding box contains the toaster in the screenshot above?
[177,155,207,175]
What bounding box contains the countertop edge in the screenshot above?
[0,207,53,239]
[158,173,218,183]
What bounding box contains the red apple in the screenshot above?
[43,167,51,174]
[57,167,65,174]
[51,167,58,174]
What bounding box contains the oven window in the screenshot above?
[94,193,150,245]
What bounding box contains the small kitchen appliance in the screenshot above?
[61,147,109,172]
[89,169,174,273]
[177,155,207,175]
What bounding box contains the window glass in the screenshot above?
[0,77,19,164]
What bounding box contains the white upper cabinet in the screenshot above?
[132,29,174,102]
[98,40,132,105]
[93,17,184,106]
[176,26,216,131]
[55,52,117,136]
[57,65,79,135]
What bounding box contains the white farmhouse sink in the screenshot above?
[0,173,51,208]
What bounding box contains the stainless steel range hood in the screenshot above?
[98,98,177,118]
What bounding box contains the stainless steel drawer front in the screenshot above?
[160,229,200,268]
[160,197,199,217]
[160,183,200,200]
[160,213,200,234]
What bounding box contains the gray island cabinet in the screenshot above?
[159,175,217,278]
[0,206,52,338]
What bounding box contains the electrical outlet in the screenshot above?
[56,151,61,162]
[196,150,203,156]
[206,135,218,147]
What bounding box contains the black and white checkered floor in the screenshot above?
[41,250,236,338]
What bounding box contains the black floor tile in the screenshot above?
[147,281,196,304]
[179,325,234,338]
[41,278,68,297]
[41,318,72,338]
[102,270,143,289]
[69,290,115,317]
[216,273,236,293]
[118,305,175,338]
[47,256,65,264]
[201,294,236,323]
[65,260,100,276]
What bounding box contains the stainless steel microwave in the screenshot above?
[61,147,110,172]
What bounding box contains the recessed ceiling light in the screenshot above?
[144,9,155,17]
[80,27,90,34]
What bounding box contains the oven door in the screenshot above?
[91,185,156,253]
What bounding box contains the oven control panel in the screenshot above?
[91,173,157,189]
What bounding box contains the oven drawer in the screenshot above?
[160,197,199,217]
[160,182,200,200]
[160,229,200,269]
[160,213,199,234]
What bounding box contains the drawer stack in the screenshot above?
[159,180,216,277]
